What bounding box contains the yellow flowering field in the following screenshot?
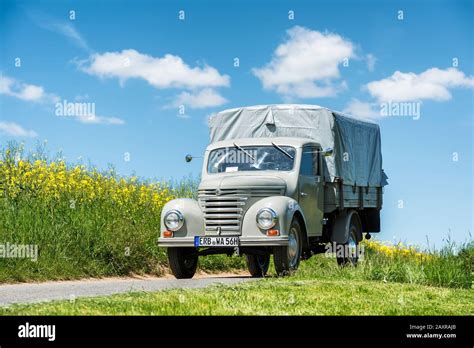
[0,144,178,282]
[364,240,433,261]
[0,143,245,283]
[1,152,173,210]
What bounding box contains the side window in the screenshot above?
[300,147,318,176]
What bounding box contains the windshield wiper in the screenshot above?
[233,142,256,161]
[271,142,294,159]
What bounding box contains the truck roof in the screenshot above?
[213,104,377,125]
[217,103,325,113]
[206,137,319,150]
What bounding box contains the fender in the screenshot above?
[330,209,362,244]
[160,198,204,238]
[242,196,307,239]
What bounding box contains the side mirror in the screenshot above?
[185,154,193,163]
[322,147,334,157]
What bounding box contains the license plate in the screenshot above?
[194,236,239,247]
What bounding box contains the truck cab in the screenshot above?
[159,137,338,278]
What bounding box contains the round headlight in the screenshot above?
[164,210,184,231]
[256,208,277,230]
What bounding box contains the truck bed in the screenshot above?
[324,182,382,213]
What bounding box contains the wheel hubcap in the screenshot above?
[348,230,357,248]
[347,228,357,263]
[288,227,299,268]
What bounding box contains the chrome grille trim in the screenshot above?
[198,187,284,234]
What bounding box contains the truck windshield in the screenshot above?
[207,145,296,173]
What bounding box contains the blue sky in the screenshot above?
[1,0,473,248]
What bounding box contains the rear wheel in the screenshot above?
[167,247,198,279]
[336,215,361,266]
[273,219,303,276]
[246,253,270,277]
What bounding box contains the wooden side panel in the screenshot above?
[324,183,382,213]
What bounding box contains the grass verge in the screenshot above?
[1,258,472,315]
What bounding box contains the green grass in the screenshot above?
[350,241,473,289]
[1,257,473,316]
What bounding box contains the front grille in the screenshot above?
[198,187,284,235]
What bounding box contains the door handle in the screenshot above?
[300,192,308,196]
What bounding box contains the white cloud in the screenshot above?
[172,88,227,109]
[366,67,474,102]
[74,94,90,101]
[1,75,123,126]
[79,49,230,90]
[75,114,125,125]
[0,75,59,103]
[252,26,356,98]
[28,10,91,52]
[366,54,377,72]
[0,122,38,137]
[52,22,91,52]
[343,98,380,119]
[177,113,191,120]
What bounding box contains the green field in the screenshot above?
[1,256,473,316]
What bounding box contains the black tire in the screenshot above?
[167,247,198,279]
[246,253,270,277]
[336,215,361,266]
[273,218,303,276]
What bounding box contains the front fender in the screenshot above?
[160,198,204,238]
[242,196,306,238]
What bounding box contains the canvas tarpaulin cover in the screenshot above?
[208,104,387,187]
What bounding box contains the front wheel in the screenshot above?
[246,253,270,277]
[273,219,303,276]
[167,247,198,279]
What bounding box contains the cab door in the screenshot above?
[298,146,324,236]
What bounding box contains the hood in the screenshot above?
[199,175,286,191]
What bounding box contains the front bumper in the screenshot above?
[158,236,289,248]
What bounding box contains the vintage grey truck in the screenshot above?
[158,105,387,278]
